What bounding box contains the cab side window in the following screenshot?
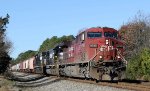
[81,33,85,41]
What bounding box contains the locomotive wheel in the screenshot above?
[118,71,125,81]
[101,74,111,81]
[112,77,118,81]
[96,79,100,83]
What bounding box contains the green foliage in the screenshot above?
[119,12,150,80]
[0,14,12,73]
[12,50,37,65]
[126,48,150,81]
[12,35,75,65]
[39,35,75,52]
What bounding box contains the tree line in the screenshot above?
[11,35,75,65]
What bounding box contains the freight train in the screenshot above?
[11,27,127,81]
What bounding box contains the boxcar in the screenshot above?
[11,65,17,71]
[19,62,23,72]
[28,57,35,73]
[16,63,20,71]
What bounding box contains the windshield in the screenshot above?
[87,32,102,38]
[104,32,118,39]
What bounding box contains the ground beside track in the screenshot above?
[9,72,133,91]
[21,79,132,91]
[0,75,21,91]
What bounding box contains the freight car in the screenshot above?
[28,57,35,73]
[11,57,35,73]
[33,27,127,81]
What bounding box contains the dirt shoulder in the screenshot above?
[0,76,15,91]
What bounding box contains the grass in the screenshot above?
[0,76,15,91]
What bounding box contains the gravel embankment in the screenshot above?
[21,80,133,91]
[11,72,133,91]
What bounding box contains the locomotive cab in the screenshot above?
[83,27,127,81]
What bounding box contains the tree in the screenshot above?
[13,50,37,65]
[119,12,150,80]
[39,35,75,52]
[119,12,150,60]
[0,14,12,73]
[126,48,150,80]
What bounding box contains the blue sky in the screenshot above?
[0,0,150,58]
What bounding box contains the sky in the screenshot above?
[0,0,150,58]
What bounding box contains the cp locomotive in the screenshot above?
[33,27,127,81]
[11,27,127,81]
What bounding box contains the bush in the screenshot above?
[126,48,150,81]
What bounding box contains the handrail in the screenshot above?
[116,48,127,65]
[89,50,101,62]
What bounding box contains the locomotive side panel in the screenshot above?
[73,32,87,64]
[46,49,57,75]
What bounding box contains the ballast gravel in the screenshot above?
[21,80,133,91]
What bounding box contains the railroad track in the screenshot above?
[11,74,45,82]
[11,72,61,87]
[15,76,61,87]
[12,72,150,91]
[65,78,150,91]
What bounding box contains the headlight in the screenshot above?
[106,39,109,45]
[99,56,103,59]
[100,47,104,51]
[117,56,121,59]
